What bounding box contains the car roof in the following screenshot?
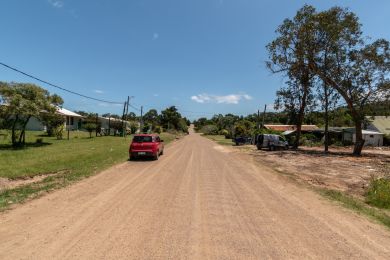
[134,134,158,137]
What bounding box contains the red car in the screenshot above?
[129,134,164,160]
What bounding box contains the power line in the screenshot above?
[0,61,123,104]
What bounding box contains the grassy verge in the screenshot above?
[0,131,177,210]
[319,189,390,229]
[203,135,234,146]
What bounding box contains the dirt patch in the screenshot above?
[237,145,390,198]
[0,170,69,191]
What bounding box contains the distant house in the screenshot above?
[25,107,83,131]
[265,124,319,133]
[366,116,390,135]
[342,128,383,146]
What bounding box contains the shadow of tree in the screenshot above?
[0,142,52,150]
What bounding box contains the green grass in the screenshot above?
[203,135,234,146]
[319,189,390,229]
[0,131,177,210]
[366,178,390,209]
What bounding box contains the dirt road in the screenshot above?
[1,131,390,259]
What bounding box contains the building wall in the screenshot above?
[352,133,383,146]
[26,117,45,131]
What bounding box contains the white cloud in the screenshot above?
[153,33,159,40]
[94,90,104,94]
[48,0,64,8]
[191,93,252,105]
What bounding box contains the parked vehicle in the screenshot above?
[255,134,288,151]
[234,136,252,146]
[129,134,164,160]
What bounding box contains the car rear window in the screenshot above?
[133,136,153,142]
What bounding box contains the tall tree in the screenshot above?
[267,5,317,148]
[309,7,390,155]
[0,82,63,146]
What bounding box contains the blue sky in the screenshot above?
[1,0,389,119]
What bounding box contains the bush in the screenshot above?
[154,125,162,134]
[53,125,64,140]
[366,178,390,209]
[201,125,218,135]
[36,138,43,144]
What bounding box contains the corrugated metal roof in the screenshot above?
[57,107,83,117]
[264,125,319,131]
[367,116,390,135]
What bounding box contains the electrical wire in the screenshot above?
[0,61,123,104]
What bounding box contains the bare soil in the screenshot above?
[238,145,390,198]
[1,131,390,259]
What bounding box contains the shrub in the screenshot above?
[53,125,64,140]
[366,178,390,209]
[36,138,43,144]
[201,125,218,135]
[154,125,162,134]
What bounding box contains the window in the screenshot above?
[133,136,153,142]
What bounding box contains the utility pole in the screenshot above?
[124,96,130,138]
[140,106,143,133]
[257,109,260,129]
[122,101,127,137]
[95,113,99,137]
[262,104,267,128]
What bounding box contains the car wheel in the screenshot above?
[160,149,164,155]
[154,152,159,160]
[269,145,275,151]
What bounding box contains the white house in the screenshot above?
[25,107,83,131]
[343,128,384,146]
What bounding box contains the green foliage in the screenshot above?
[267,5,390,155]
[53,124,64,140]
[0,82,63,146]
[83,123,97,138]
[143,109,159,126]
[219,129,229,138]
[154,125,162,134]
[82,113,101,138]
[366,178,390,209]
[200,125,219,135]
[40,113,65,137]
[129,121,138,134]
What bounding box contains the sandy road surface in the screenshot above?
[1,131,390,259]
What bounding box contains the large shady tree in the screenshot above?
[0,82,63,146]
[267,5,317,149]
[268,5,390,155]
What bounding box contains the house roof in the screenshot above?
[366,116,390,135]
[264,124,319,132]
[57,107,83,117]
[343,128,383,135]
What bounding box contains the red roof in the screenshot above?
[264,125,319,131]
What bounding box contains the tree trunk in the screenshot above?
[11,115,19,146]
[324,84,329,153]
[353,120,364,156]
[294,81,308,149]
[18,116,31,146]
